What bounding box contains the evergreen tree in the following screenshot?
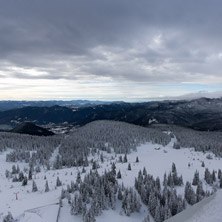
[118,155,123,163]
[100,153,104,163]
[148,191,157,217]
[18,171,24,182]
[22,176,28,186]
[164,204,172,220]
[196,181,205,202]
[12,176,18,182]
[16,165,20,174]
[76,172,81,183]
[12,165,17,174]
[56,176,62,187]
[117,170,122,179]
[92,161,97,170]
[204,168,212,184]
[111,163,116,175]
[136,156,139,163]
[32,180,38,192]
[163,172,167,187]
[184,182,196,205]
[123,154,128,163]
[154,203,161,222]
[28,167,32,180]
[212,170,216,182]
[82,167,86,173]
[143,167,147,176]
[218,169,222,179]
[71,193,83,215]
[201,161,205,167]
[3,212,14,222]
[118,187,123,200]
[128,163,132,171]
[172,163,177,174]
[45,180,49,192]
[192,170,199,186]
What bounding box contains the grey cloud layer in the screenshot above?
[0,0,222,83]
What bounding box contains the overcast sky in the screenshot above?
[0,0,222,101]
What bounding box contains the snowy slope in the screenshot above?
[0,133,222,221]
[165,190,222,222]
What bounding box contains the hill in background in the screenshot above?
[11,122,54,136]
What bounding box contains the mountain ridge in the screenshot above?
[0,97,222,131]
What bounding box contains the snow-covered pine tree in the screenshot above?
[22,176,28,186]
[154,202,161,222]
[201,161,205,167]
[184,182,196,205]
[192,170,200,186]
[117,170,121,179]
[56,176,62,187]
[45,180,49,192]
[32,180,38,192]
[136,156,139,162]
[196,181,205,202]
[111,162,116,175]
[204,168,212,185]
[76,172,81,184]
[3,212,14,222]
[28,167,32,180]
[218,169,222,179]
[123,154,128,163]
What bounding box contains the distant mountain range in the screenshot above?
[0,100,124,111]
[0,97,222,131]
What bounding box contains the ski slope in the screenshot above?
[0,134,222,221]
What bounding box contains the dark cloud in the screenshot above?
[0,0,222,84]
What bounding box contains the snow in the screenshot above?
[0,134,222,221]
[19,204,59,222]
[165,190,222,222]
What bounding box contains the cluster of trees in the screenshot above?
[169,125,222,157]
[135,165,185,222]
[183,167,222,205]
[60,169,142,222]
[204,168,222,188]
[2,120,172,169]
[184,181,207,205]
[57,120,171,167]
[1,132,61,167]
[135,163,221,222]
[163,163,184,187]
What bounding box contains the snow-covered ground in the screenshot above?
[0,135,222,221]
[165,190,222,222]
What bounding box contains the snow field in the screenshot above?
[0,135,222,221]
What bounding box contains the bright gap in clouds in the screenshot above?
[1,76,222,101]
[0,0,222,101]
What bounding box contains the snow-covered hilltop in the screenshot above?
[0,120,222,222]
